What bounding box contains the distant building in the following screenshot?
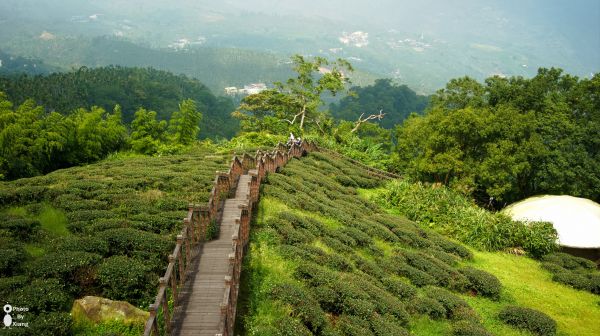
[242,83,267,95]
[224,87,238,95]
[224,83,267,96]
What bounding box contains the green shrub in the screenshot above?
[0,247,28,276]
[335,175,358,187]
[66,209,116,223]
[396,263,438,287]
[96,228,171,257]
[73,319,145,336]
[551,271,593,292]
[430,235,473,260]
[343,298,376,319]
[460,267,502,300]
[542,252,596,271]
[452,320,493,336]
[424,247,460,266]
[0,218,41,240]
[339,227,373,246]
[381,277,417,300]
[97,255,155,306]
[322,236,354,254]
[370,313,410,336]
[409,296,446,319]
[337,315,374,336]
[27,251,102,289]
[269,283,326,333]
[29,311,73,336]
[51,236,110,256]
[0,275,28,297]
[499,305,557,335]
[8,278,71,313]
[352,255,386,280]
[424,286,472,320]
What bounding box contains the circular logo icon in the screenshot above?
[3,304,11,313]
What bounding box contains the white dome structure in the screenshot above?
[503,195,600,249]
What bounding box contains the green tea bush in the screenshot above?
[551,271,595,292]
[82,218,129,233]
[294,262,339,288]
[327,229,357,247]
[542,252,596,271]
[424,286,472,320]
[409,296,446,319]
[337,314,374,336]
[0,275,28,296]
[322,236,354,254]
[29,311,74,336]
[381,277,417,300]
[66,209,116,222]
[129,213,176,233]
[429,235,473,260]
[97,255,155,306]
[0,217,41,240]
[8,278,71,313]
[396,263,438,287]
[452,320,493,336]
[0,247,28,276]
[460,267,502,300]
[51,236,110,256]
[336,175,358,187]
[343,298,376,319]
[352,255,386,280]
[400,250,469,290]
[541,252,600,294]
[392,227,434,248]
[96,228,171,257]
[269,282,327,333]
[370,313,410,336]
[27,251,102,285]
[340,227,373,246]
[499,305,557,335]
[424,247,460,266]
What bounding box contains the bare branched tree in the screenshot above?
[351,109,386,133]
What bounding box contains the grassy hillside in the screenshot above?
[236,151,600,335]
[0,145,230,334]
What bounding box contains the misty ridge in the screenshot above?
[0,0,598,93]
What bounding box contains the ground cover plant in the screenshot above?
[0,144,229,334]
[235,152,597,335]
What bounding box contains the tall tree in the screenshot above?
[395,69,600,205]
[130,108,167,154]
[234,55,353,133]
[168,99,202,145]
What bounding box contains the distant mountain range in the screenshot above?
[0,0,597,94]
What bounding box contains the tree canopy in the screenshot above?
[330,78,429,129]
[395,68,599,206]
[0,66,236,139]
[233,55,353,134]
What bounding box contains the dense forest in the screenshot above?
[0,91,202,180]
[0,66,238,139]
[0,50,56,76]
[395,68,600,206]
[330,79,430,129]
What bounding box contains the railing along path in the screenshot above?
[144,141,318,336]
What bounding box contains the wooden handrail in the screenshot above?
[144,141,317,336]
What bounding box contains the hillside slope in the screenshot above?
[0,146,230,334]
[236,151,600,335]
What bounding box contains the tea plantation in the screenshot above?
[236,152,600,336]
[0,145,230,334]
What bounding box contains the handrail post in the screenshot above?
[160,277,171,335]
[177,235,184,287]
